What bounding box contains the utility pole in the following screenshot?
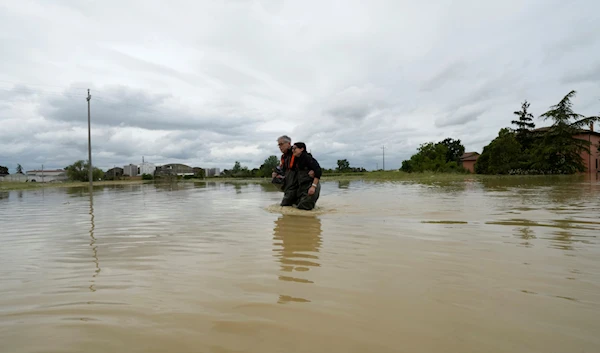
[87,89,93,189]
[381,145,385,171]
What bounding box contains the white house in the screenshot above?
[139,162,156,176]
[205,168,220,177]
[123,164,139,176]
[25,169,68,183]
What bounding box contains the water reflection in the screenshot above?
[515,226,536,248]
[338,180,350,189]
[551,230,575,251]
[153,181,184,192]
[272,215,322,304]
[225,182,244,194]
[88,188,100,292]
[0,191,8,200]
[259,183,282,193]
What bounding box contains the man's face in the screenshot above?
[278,139,290,153]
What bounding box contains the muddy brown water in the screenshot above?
[1,178,599,353]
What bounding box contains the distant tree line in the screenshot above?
[399,90,599,175]
[218,157,367,178]
[400,138,469,173]
[0,164,24,175]
[476,90,599,174]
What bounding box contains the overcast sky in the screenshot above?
[1,0,599,173]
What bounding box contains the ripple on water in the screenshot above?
[264,203,335,216]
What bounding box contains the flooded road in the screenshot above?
[1,177,599,353]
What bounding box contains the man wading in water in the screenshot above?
[272,135,321,210]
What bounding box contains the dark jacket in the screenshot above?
[293,151,322,187]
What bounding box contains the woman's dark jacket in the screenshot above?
[293,151,322,188]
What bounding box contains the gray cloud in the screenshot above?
[435,107,486,128]
[323,85,390,121]
[1,0,600,173]
[561,63,600,85]
[420,61,468,92]
[38,84,263,134]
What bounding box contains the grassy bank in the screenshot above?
[0,179,148,191]
[196,171,588,184]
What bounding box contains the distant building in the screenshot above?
[531,126,599,174]
[192,167,205,177]
[25,169,68,183]
[160,163,194,176]
[205,168,220,177]
[139,162,156,176]
[104,167,124,180]
[123,164,139,177]
[573,129,600,175]
[460,152,480,173]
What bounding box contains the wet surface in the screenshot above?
[1,178,599,352]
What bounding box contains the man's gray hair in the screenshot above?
[277,135,291,143]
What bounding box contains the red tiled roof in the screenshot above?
[460,152,480,161]
[532,126,600,137]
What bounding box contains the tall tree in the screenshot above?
[16,164,23,174]
[475,128,522,174]
[401,142,465,173]
[0,165,8,175]
[259,155,279,177]
[511,100,536,150]
[533,90,600,173]
[65,160,104,181]
[232,161,242,174]
[437,138,465,164]
[336,159,350,172]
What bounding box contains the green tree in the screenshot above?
[232,161,242,174]
[16,164,23,174]
[475,128,522,174]
[532,90,600,173]
[437,138,465,164]
[511,100,536,151]
[401,139,467,173]
[0,165,8,175]
[401,142,465,173]
[64,160,104,181]
[259,155,279,178]
[336,159,350,172]
[230,161,252,178]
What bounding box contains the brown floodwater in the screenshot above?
[1,177,599,353]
